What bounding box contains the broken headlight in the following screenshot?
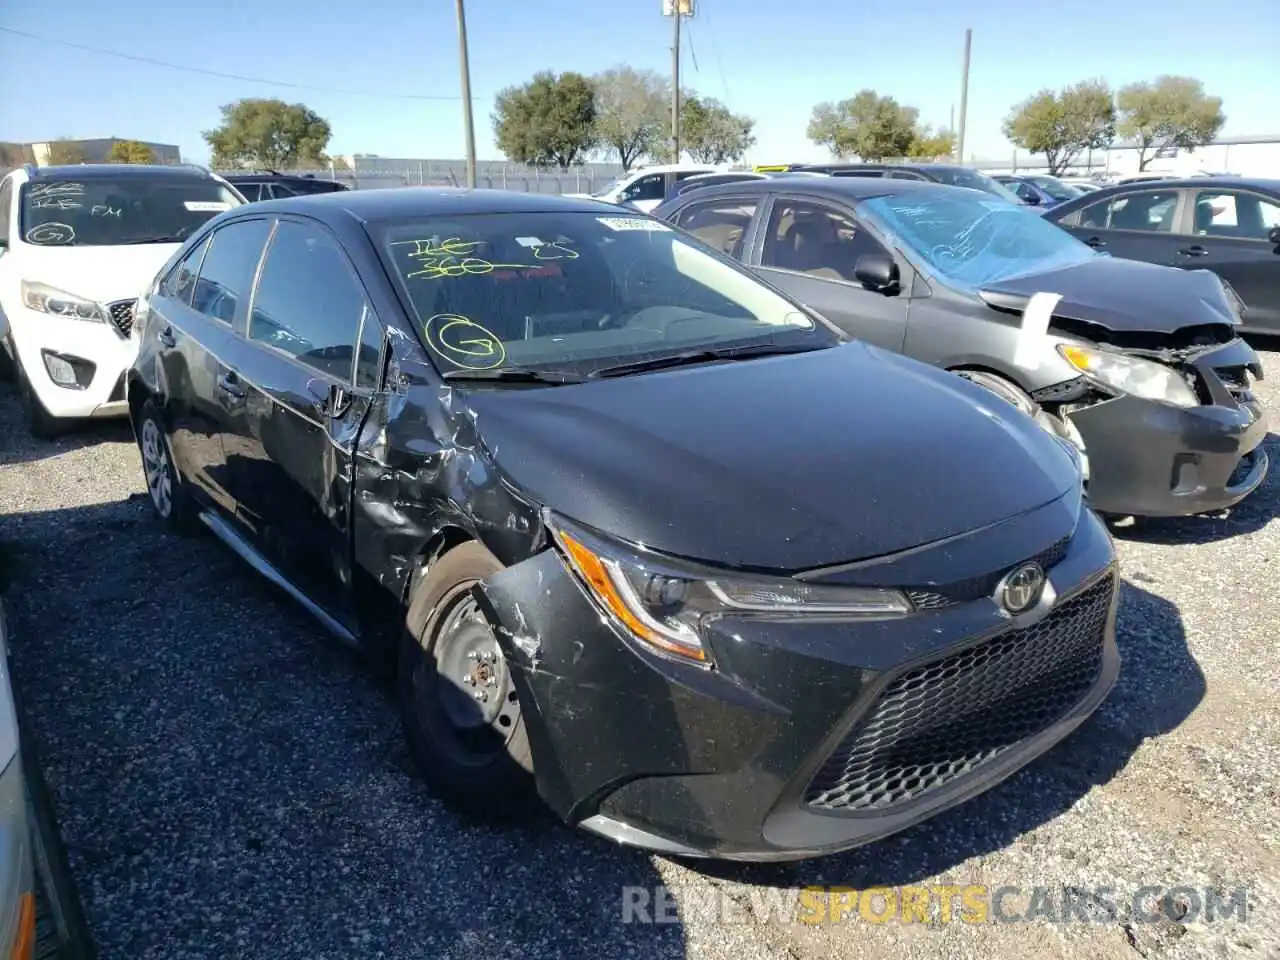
[1057,343,1198,408]
[547,515,910,665]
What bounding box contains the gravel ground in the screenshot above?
[1,346,1278,960]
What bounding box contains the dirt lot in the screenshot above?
[1,346,1278,960]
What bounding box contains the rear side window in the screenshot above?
[234,184,263,202]
[248,220,367,381]
[192,218,272,324]
[161,234,211,306]
[675,200,758,258]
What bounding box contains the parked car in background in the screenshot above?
[993,174,1082,208]
[566,163,717,212]
[222,170,349,202]
[0,163,243,437]
[1042,177,1280,334]
[668,169,828,201]
[656,177,1269,518]
[795,162,1028,205]
[1059,178,1106,193]
[128,187,1120,861]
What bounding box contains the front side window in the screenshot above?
[161,234,212,306]
[19,176,241,247]
[378,211,827,377]
[1191,191,1280,240]
[860,191,1097,289]
[249,220,367,380]
[675,199,757,258]
[1077,190,1179,232]
[760,200,886,282]
[1027,176,1080,202]
[191,218,272,324]
[619,175,666,203]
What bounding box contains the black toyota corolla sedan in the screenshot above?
[127,188,1118,861]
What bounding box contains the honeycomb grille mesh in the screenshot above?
[805,574,1113,813]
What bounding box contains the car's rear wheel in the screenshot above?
[14,358,67,440]
[135,399,198,533]
[399,542,537,818]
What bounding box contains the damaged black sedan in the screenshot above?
[127,189,1119,861]
[656,178,1269,518]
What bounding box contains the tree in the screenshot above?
[592,66,669,171]
[1117,76,1225,171]
[45,138,86,165]
[908,127,956,160]
[492,71,598,168]
[331,156,351,171]
[680,96,756,164]
[1003,80,1115,175]
[108,140,156,164]
[806,91,918,161]
[203,99,332,169]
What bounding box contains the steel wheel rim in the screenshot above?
[140,418,173,517]
[422,589,520,765]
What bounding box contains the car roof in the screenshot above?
[1087,176,1280,193]
[658,176,956,207]
[29,164,215,181]
[231,186,624,222]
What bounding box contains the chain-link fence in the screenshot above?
[211,158,629,195]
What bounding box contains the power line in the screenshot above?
[0,26,476,101]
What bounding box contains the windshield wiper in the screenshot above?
[119,235,186,245]
[589,342,828,379]
[442,367,586,385]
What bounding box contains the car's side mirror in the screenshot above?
[1022,192,1042,206]
[854,254,900,294]
[1269,225,1280,246]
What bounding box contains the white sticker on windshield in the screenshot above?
[515,236,545,248]
[596,216,671,232]
[184,201,231,212]
[1014,291,1063,367]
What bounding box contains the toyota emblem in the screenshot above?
[999,562,1046,615]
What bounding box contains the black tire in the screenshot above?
[14,357,67,440]
[134,399,199,533]
[399,541,537,819]
[0,336,15,382]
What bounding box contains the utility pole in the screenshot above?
[455,0,477,188]
[956,28,972,164]
[666,0,692,163]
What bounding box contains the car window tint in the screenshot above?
[161,234,211,306]
[192,219,271,324]
[761,200,884,282]
[0,180,11,245]
[620,175,666,203]
[354,306,385,389]
[1192,191,1280,240]
[234,184,261,202]
[675,200,757,258]
[249,220,366,381]
[1078,190,1179,233]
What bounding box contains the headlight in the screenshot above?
[548,516,911,665]
[20,280,108,323]
[1057,343,1198,408]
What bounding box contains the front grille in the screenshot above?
[106,299,136,338]
[805,574,1113,813]
[905,536,1071,610]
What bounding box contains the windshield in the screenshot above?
[378,211,831,378]
[1027,176,1081,201]
[589,178,626,199]
[860,192,1098,289]
[20,176,240,246]
[924,167,1024,204]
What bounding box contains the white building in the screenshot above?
[973,133,1280,180]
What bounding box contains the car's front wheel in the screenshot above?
[399,541,537,818]
[135,399,197,533]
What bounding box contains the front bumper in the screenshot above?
[476,501,1118,861]
[1068,340,1268,518]
[6,304,137,419]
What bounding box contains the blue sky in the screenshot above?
[2,0,1277,166]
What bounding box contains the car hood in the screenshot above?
[461,343,1079,572]
[978,256,1236,332]
[15,243,181,303]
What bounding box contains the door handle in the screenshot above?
[158,326,177,348]
[1178,245,1209,257]
[216,372,246,400]
[1084,236,1107,249]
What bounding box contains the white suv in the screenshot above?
[0,163,243,437]
[567,163,718,213]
